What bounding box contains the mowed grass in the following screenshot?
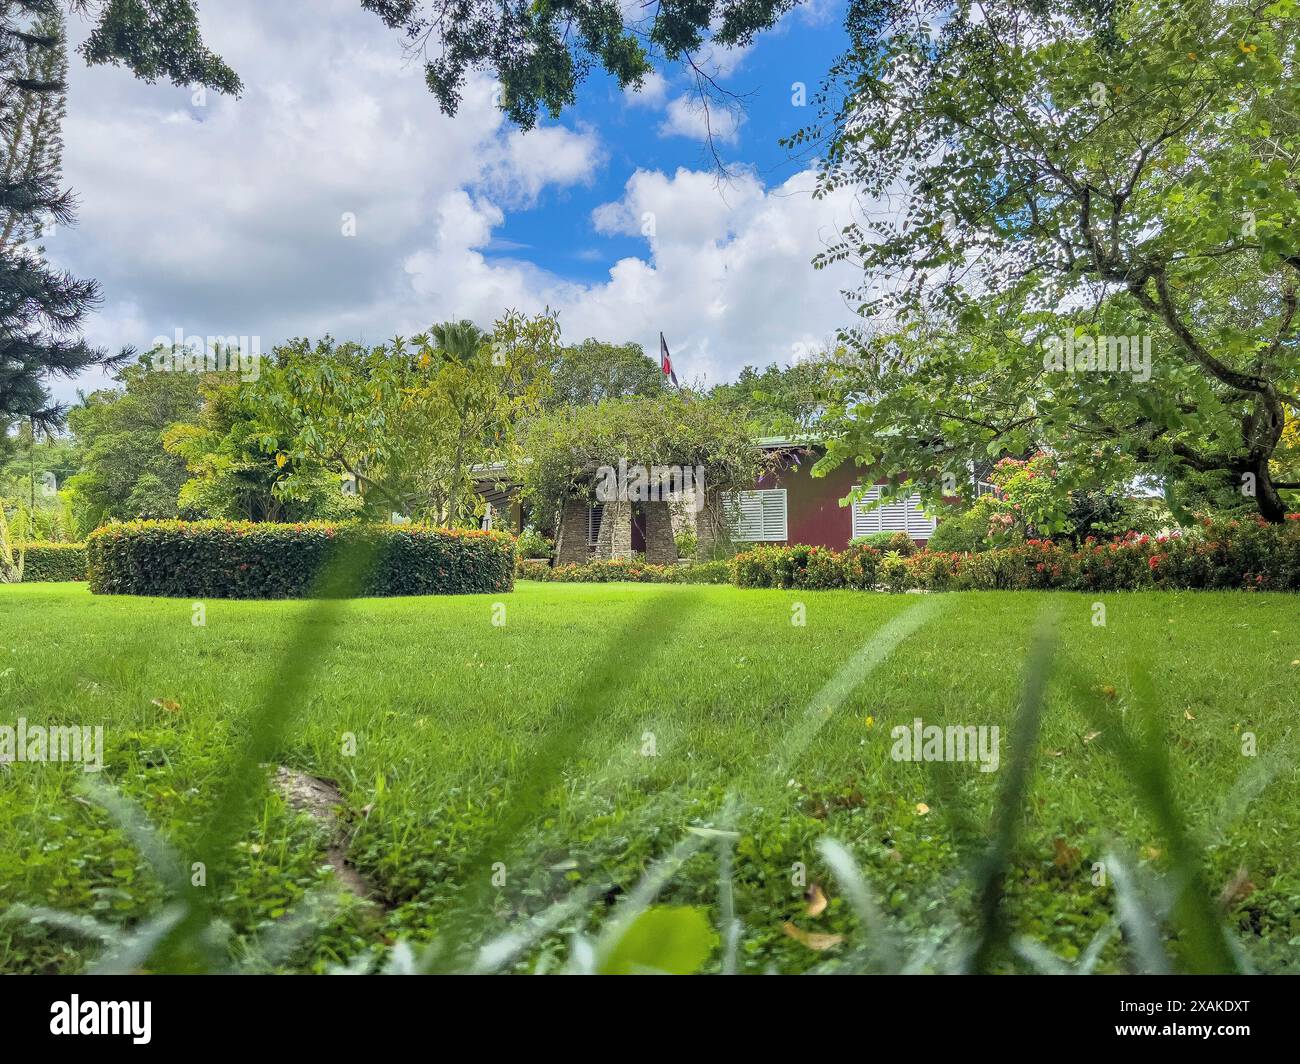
[1,581,1298,973]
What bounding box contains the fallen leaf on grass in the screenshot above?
[1218,866,1257,910]
[804,883,828,917]
[915,802,931,816]
[151,698,181,713]
[1083,731,1102,744]
[1184,709,1196,721]
[781,922,843,951]
[1052,837,1081,870]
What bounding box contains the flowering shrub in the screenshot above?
[86,521,516,598]
[517,558,553,581]
[540,559,731,584]
[731,543,882,590]
[733,517,1300,592]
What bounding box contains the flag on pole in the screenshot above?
[659,332,679,387]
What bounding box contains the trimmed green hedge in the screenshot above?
[734,516,1300,593]
[86,521,516,598]
[518,558,732,584]
[15,543,87,581]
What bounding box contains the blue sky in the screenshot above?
[483,8,850,283]
[49,0,866,403]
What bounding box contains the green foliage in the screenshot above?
[78,0,241,94]
[673,524,697,559]
[359,0,797,130]
[708,359,837,435]
[804,0,1300,522]
[162,373,358,523]
[543,338,664,410]
[65,360,205,531]
[0,424,78,540]
[924,505,993,553]
[732,543,882,590]
[515,525,553,560]
[543,558,730,584]
[86,520,516,598]
[0,5,101,427]
[735,517,1300,592]
[516,557,552,581]
[252,312,558,526]
[15,541,84,580]
[522,393,760,524]
[851,531,918,556]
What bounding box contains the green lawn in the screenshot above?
[1,581,1298,973]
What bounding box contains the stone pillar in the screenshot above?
[644,500,678,565]
[594,499,633,560]
[556,497,590,565]
[694,489,730,561]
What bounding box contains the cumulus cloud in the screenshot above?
[658,95,744,143]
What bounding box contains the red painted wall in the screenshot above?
[754,450,934,549]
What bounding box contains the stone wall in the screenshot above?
[644,500,678,565]
[555,497,591,565]
[593,499,633,560]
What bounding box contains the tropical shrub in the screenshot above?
[516,558,552,581]
[542,558,731,584]
[86,521,516,598]
[733,517,1300,593]
[851,531,919,556]
[674,525,697,559]
[515,526,553,560]
[16,542,86,581]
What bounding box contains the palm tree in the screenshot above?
[430,320,484,365]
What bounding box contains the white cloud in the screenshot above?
[623,70,669,108]
[658,94,744,143]
[403,165,871,384]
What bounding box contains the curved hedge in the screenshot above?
[15,543,87,582]
[86,521,516,598]
[734,517,1300,593]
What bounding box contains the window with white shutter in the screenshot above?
[851,487,937,539]
[723,489,787,542]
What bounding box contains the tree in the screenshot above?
[162,373,358,522]
[799,0,1300,521]
[254,310,559,525]
[359,0,797,131]
[708,359,835,435]
[64,357,203,531]
[543,338,664,410]
[522,392,760,526]
[0,1,238,427]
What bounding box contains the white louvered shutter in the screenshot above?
[724,489,787,541]
[853,488,936,539]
